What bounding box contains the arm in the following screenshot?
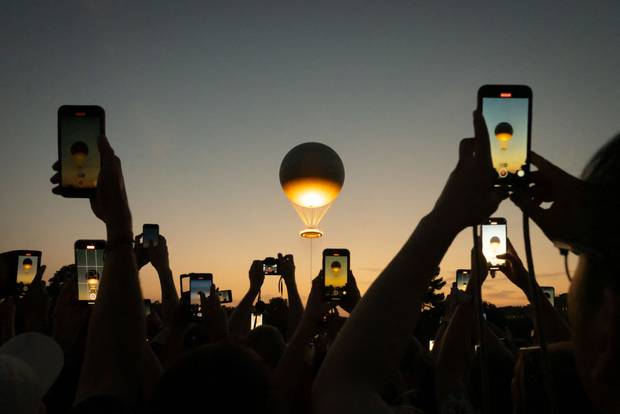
[228,260,263,338]
[497,240,571,343]
[435,248,486,406]
[274,273,332,410]
[149,235,179,323]
[279,253,303,339]
[313,111,506,413]
[53,136,146,406]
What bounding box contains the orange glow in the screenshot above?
[282,177,342,208]
[299,228,323,238]
[500,92,512,98]
[495,132,513,150]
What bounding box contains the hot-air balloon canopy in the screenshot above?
[70,141,89,164]
[494,122,514,150]
[280,142,345,238]
[22,258,33,271]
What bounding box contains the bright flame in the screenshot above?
[495,132,513,150]
[282,178,342,208]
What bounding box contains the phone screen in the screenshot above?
[180,275,189,293]
[456,270,471,291]
[481,221,507,269]
[263,258,279,275]
[59,109,103,190]
[76,244,105,302]
[190,277,212,317]
[324,253,348,296]
[218,290,232,303]
[541,286,556,307]
[16,254,39,286]
[481,92,530,185]
[143,224,159,248]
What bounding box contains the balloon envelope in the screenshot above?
[279,142,345,236]
[280,142,345,208]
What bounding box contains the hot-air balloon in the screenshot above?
[279,142,345,238]
[22,258,33,271]
[71,141,89,181]
[494,122,513,151]
[490,236,501,252]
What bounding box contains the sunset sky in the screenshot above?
[1,1,618,306]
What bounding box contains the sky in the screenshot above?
[1,0,619,306]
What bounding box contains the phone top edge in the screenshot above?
[74,240,107,248]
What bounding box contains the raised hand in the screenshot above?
[339,270,361,314]
[434,111,508,229]
[199,284,228,342]
[278,253,295,285]
[148,235,170,273]
[304,272,336,323]
[0,297,15,344]
[510,152,588,249]
[52,274,91,353]
[249,260,265,294]
[133,234,150,269]
[19,264,50,333]
[51,135,132,242]
[496,239,530,293]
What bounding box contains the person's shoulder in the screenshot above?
[70,395,134,414]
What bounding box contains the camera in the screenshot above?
[263,257,279,275]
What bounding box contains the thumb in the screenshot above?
[33,265,46,284]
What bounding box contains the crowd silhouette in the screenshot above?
[0,108,619,414]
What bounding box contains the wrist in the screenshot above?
[106,225,133,247]
[249,285,261,296]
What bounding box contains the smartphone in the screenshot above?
[74,240,106,303]
[541,286,555,307]
[144,299,152,316]
[0,250,41,298]
[456,269,471,291]
[142,224,159,248]
[189,273,213,318]
[323,249,350,301]
[481,218,507,270]
[58,105,105,197]
[263,257,279,275]
[478,85,532,188]
[217,289,233,304]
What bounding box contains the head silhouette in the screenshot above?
[569,133,620,413]
[150,342,281,414]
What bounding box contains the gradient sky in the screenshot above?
[1,1,619,306]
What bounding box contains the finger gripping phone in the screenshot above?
[456,269,471,291]
[541,286,555,307]
[478,85,532,188]
[74,240,107,303]
[57,105,105,198]
[481,218,507,270]
[142,224,159,248]
[323,249,350,301]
